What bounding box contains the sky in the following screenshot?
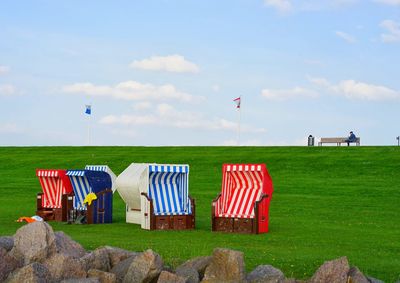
[0,0,399,146]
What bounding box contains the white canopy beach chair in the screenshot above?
[116,163,195,230]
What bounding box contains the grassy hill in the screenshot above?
[0,146,399,281]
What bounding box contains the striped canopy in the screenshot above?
[215,164,273,219]
[36,169,73,209]
[148,164,191,216]
[85,165,117,193]
[116,163,192,216]
[66,170,112,210]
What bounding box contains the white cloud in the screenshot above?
[212,84,220,92]
[0,65,10,75]
[0,84,16,96]
[130,55,199,73]
[221,139,264,146]
[374,0,400,5]
[133,102,152,111]
[261,86,318,101]
[335,31,356,43]
[0,123,23,134]
[380,20,400,43]
[309,77,400,100]
[63,80,204,103]
[264,0,293,13]
[100,103,265,133]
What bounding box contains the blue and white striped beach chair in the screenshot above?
[85,165,117,193]
[116,163,195,230]
[66,170,113,224]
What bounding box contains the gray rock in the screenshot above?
[44,253,87,281]
[0,236,14,252]
[88,269,117,283]
[366,276,385,283]
[348,267,369,283]
[202,248,245,283]
[5,262,51,283]
[55,231,87,259]
[81,248,111,272]
[123,249,163,283]
[110,256,137,283]
[309,256,350,283]
[247,265,285,283]
[0,247,22,282]
[157,271,186,283]
[61,279,101,283]
[176,256,212,280]
[101,246,138,268]
[11,222,56,265]
[176,267,199,283]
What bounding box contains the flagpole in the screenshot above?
[87,114,90,146]
[238,102,241,146]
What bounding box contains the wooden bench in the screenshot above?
[318,137,360,146]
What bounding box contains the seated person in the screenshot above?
[345,131,356,146]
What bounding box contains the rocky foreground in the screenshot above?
[0,222,387,283]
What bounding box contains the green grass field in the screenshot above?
[0,146,399,281]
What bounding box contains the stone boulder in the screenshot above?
[81,248,112,272]
[55,231,87,259]
[175,256,212,282]
[123,249,163,283]
[202,248,245,283]
[61,279,101,283]
[309,257,350,283]
[175,267,199,283]
[88,269,117,283]
[348,267,369,283]
[0,247,22,282]
[0,236,14,252]
[101,246,138,268]
[157,271,186,283]
[43,253,87,281]
[247,265,285,283]
[110,256,137,283]
[5,262,51,283]
[11,222,56,265]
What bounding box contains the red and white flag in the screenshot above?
[233,97,241,109]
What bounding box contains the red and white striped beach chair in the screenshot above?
[36,169,73,221]
[212,164,273,234]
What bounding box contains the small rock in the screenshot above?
[202,248,245,283]
[61,278,101,283]
[123,249,163,283]
[175,267,199,283]
[0,248,22,282]
[110,256,136,283]
[88,269,117,283]
[309,257,350,283]
[11,222,56,265]
[55,231,87,259]
[81,248,111,272]
[101,246,138,268]
[44,253,87,281]
[176,256,212,280]
[247,265,285,283]
[366,276,385,283]
[0,236,14,252]
[348,267,369,283]
[157,271,186,283]
[5,262,51,283]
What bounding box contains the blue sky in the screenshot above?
[0,0,399,146]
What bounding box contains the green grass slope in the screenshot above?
[0,146,399,281]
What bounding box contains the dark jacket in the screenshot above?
[348,133,356,142]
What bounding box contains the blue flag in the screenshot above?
[85,105,91,115]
